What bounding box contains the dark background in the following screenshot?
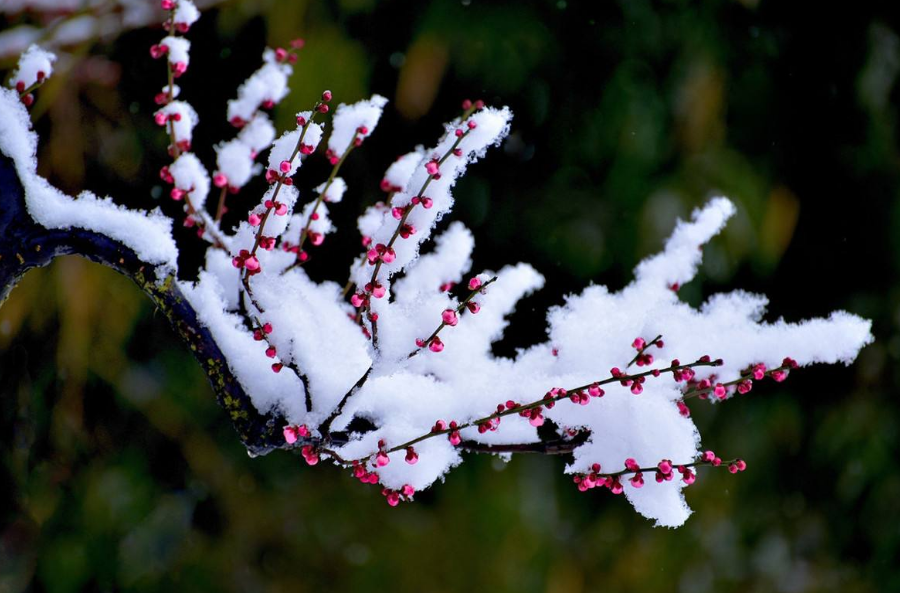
[1,0,898,591]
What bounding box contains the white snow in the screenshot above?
[327,95,388,155]
[10,44,55,89]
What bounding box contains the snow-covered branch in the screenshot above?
[0,1,874,528]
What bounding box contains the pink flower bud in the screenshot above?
[405,448,418,465]
[630,472,644,488]
[632,337,646,350]
[468,277,482,291]
[301,445,319,466]
[442,309,459,326]
[248,213,261,226]
[466,301,480,314]
[429,337,444,353]
[376,451,390,467]
[713,383,727,399]
[283,426,299,444]
[425,161,440,175]
[149,44,168,59]
[322,90,332,102]
[244,256,260,272]
[609,478,624,495]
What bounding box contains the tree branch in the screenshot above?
[0,153,287,457]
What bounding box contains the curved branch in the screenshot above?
[0,153,286,457]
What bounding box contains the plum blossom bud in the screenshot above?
[441,309,459,326]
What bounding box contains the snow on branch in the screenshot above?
[0,4,874,527]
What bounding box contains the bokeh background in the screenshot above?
[1,0,898,591]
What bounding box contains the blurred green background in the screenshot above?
[1,0,898,591]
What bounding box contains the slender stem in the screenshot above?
[319,365,374,436]
[407,276,498,359]
[17,80,44,98]
[214,186,228,223]
[291,133,360,262]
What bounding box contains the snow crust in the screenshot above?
[0,88,178,273]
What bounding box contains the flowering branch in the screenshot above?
[236,103,326,291]
[337,356,722,464]
[409,275,497,357]
[354,123,477,347]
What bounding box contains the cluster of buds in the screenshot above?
[231,249,260,274]
[431,419,462,445]
[13,69,48,107]
[282,424,310,444]
[161,0,199,34]
[611,366,647,394]
[366,243,396,265]
[409,195,434,209]
[477,405,505,433]
[682,356,798,402]
[671,358,698,383]
[381,484,415,507]
[265,166,295,186]
[301,445,319,465]
[573,464,625,494]
[631,336,663,366]
[351,462,380,485]
[375,440,391,467]
[414,336,444,353]
[273,39,305,64]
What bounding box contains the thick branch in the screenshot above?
[0,153,286,456]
